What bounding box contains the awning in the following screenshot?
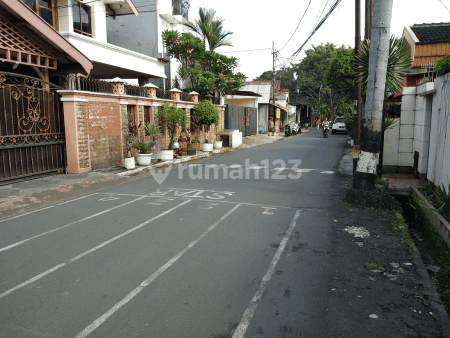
[104,0,138,17]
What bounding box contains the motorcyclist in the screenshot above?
[322,118,330,137]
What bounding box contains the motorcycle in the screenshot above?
[293,123,301,135]
[323,124,330,138]
[284,124,291,137]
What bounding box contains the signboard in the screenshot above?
[276,108,280,119]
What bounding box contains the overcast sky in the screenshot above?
[187,0,450,80]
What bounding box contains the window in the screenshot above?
[22,0,58,29]
[72,0,92,36]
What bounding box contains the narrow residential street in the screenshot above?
[0,129,350,337]
[1,130,447,338]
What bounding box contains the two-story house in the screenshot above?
[19,0,167,81]
[106,0,190,88]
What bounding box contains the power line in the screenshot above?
[292,0,343,58]
[438,0,450,14]
[220,48,271,53]
[278,0,312,52]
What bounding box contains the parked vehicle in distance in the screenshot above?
[332,117,346,134]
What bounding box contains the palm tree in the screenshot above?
[184,8,233,51]
[355,36,412,95]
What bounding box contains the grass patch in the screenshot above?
[364,262,385,271]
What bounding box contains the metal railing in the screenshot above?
[64,75,222,105]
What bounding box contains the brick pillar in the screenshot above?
[190,91,199,103]
[170,88,182,101]
[144,83,158,98]
[111,77,125,95]
[60,94,91,173]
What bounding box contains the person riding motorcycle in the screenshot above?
[322,118,330,137]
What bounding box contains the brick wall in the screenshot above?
[76,102,90,169]
[61,90,225,173]
[84,102,122,169]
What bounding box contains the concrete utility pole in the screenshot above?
[365,0,373,40]
[353,0,393,191]
[353,0,362,148]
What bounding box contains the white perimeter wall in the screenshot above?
[428,73,450,194]
[384,74,450,194]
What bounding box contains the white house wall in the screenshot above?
[427,73,450,193]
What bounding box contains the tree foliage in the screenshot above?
[156,104,187,144]
[184,7,233,51]
[325,47,355,101]
[435,54,450,76]
[355,37,412,95]
[163,30,245,96]
[193,100,219,127]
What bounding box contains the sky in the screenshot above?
[187,0,450,81]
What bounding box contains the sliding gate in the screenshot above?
[0,72,65,183]
[224,105,257,136]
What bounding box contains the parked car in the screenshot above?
[332,117,346,134]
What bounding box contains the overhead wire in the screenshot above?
[292,0,343,58]
[438,0,450,14]
[278,0,312,52]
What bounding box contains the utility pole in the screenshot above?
[272,41,276,106]
[365,0,373,40]
[353,0,393,191]
[353,0,362,159]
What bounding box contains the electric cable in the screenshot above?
[278,0,312,52]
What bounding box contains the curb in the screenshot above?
[410,236,450,333]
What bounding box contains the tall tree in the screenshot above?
[353,0,394,191]
[325,47,355,101]
[184,8,233,51]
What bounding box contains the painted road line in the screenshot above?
[232,209,302,338]
[0,196,148,253]
[97,193,318,211]
[0,199,192,300]
[0,193,97,224]
[74,203,242,338]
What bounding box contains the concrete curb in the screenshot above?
[410,235,450,333]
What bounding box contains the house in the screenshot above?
[0,0,93,182]
[382,22,450,193]
[1,0,225,184]
[12,0,166,82]
[226,80,290,134]
[402,22,450,87]
[106,0,189,87]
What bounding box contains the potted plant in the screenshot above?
[123,133,136,169]
[156,104,187,161]
[268,127,276,136]
[144,122,161,142]
[192,100,219,152]
[190,139,202,151]
[132,142,156,166]
[187,147,196,156]
[214,137,223,150]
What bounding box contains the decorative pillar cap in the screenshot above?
[144,83,158,88]
[189,91,199,95]
[169,88,182,92]
[111,77,125,83]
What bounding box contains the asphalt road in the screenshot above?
[0,129,350,337]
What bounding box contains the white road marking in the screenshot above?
[146,203,162,206]
[320,171,335,174]
[0,196,147,253]
[261,207,277,215]
[232,209,302,338]
[0,199,192,300]
[0,193,97,224]
[74,203,242,338]
[96,193,302,210]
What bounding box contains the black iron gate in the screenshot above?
[224,105,257,136]
[0,72,65,183]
